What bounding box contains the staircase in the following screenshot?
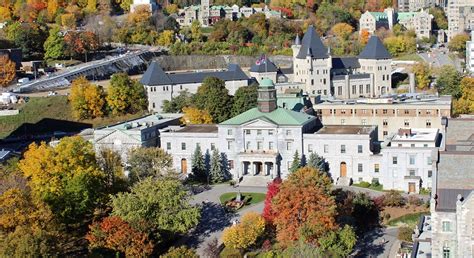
[239,176,273,187]
[336,177,351,186]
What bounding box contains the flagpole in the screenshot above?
[265,54,267,73]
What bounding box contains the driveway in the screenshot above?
[353,227,400,258]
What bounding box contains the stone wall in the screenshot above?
[0,109,20,116]
[152,55,293,71]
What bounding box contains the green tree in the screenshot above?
[162,246,199,258]
[209,148,224,184]
[6,21,47,60]
[195,77,233,123]
[191,145,207,182]
[97,148,128,194]
[436,65,462,98]
[110,178,200,241]
[318,225,357,257]
[231,84,258,116]
[448,33,469,53]
[191,20,202,42]
[107,73,147,115]
[162,90,193,113]
[127,147,175,183]
[290,150,301,173]
[44,26,65,60]
[307,152,329,173]
[429,7,448,30]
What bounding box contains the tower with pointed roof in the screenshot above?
[292,25,332,96]
[358,36,393,97]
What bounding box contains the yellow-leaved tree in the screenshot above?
[413,62,431,90]
[157,30,175,47]
[181,107,213,124]
[0,55,16,87]
[222,212,265,251]
[454,77,474,115]
[69,76,106,119]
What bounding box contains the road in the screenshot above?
[419,48,463,72]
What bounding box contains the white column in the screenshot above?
[251,162,255,176]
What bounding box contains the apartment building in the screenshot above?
[446,0,474,40]
[313,95,452,140]
[467,31,474,73]
[398,0,437,12]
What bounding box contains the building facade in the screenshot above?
[446,0,474,40]
[140,62,250,112]
[398,0,437,12]
[313,95,452,140]
[467,31,474,73]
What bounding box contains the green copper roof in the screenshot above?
[369,12,387,21]
[397,12,416,21]
[220,107,315,126]
[260,78,274,88]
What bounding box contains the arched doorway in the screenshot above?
[340,162,347,177]
[181,159,187,174]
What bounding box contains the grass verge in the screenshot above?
[387,211,429,227]
[219,192,266,206]
[394,53,423,62]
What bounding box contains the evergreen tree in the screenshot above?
[289,150,301,173]
[307,152,329,173]
[191,145,206,182]
[220,153,232,181]
[209,149,224,184]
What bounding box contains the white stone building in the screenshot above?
[93,114,182,161]
[467,31,474,73]
[292,26,392,98]
[140,62,250,112]
[446,0,474,40]
[398,0,437,12]
[129,0,157,13]
[359,8,433,40]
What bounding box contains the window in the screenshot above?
[181,142,186,150]
[286,142,292,151]
[443,246,450,258]
[227,141,233,150]
[229,160,234,169]
[366,84,370,93]
[427,157,432,165]
[341,145,346,153]
[211,143,215,150]
[428,170,432,178]
[393,156,398,165]
[286,130,291,136]
[404,120,410,127]
[338,86,342,95]
[409,169,416,176]
[268,130,274,135]
[352,85,356,94]
[374,164,380,173]
[257,141,263,150]
[257,129,262,135]
[308,144,313,152]
[359,85,363,94]
[424,144,428,147]
[383,131,388,136]
[269,142,274,150]
[358,145,363,153]
[246,141,251,149]
[246,130,251,135]
[341,119,346,125]
[227,129,232,135]
[442,221,452,232]
[383,119,388,126]
[166,142,171,150]
[409,155,416,165]
[358,163,363,173]
[426,119,431,127]
[411,144,415,148]
[362,119,367,125]
[324,144,329,153]
[383,109,388,114]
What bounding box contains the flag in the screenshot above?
[255,55,266,65]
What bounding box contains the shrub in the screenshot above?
[373,195,386,209]
[398,226,413,242]
[419,188,431,195]
[371,179,381,187]
[359,181,371,188]
[408,195,422,206]
[161,246,199,258]
[383,190,406,207]
[220,246,242,258]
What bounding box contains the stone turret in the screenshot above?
[257,78,277,113]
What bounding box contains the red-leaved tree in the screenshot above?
[86,216,154,256]
[262,177,282,224]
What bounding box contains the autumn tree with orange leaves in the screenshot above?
[64,30,99,62]
[0,55,16,87]
[86,216,154,257]
[272,167,336,246]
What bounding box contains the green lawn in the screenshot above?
[219,192,266,206]
[0,96,146,139]
[387,211,429,227]
[352,182,384,191]
[394,53,423,62]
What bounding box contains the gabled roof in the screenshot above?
[296,25,328,59]
[368,12,388,21]
[140,61,172,86]
[332,57,360,69]
[140,62,249,86]
[358,36,392,60]
[220,107,315,126]
[249,57,278,73]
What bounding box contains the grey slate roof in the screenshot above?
[249,57,279,73]
[358,36,392,60]
[332,57,361,69]
[140,62,249,86]
[436,188,473,211]
[296,25,329,59]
